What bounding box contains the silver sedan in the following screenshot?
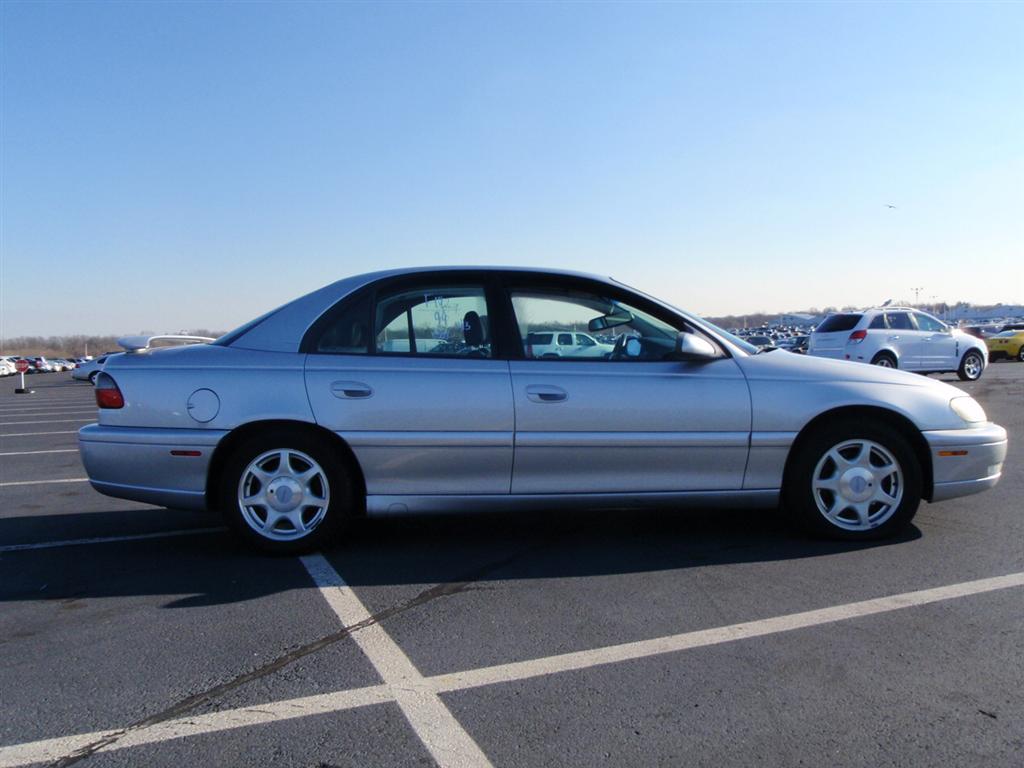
[79,267,1008,553]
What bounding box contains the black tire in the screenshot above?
[871,352,897,369]
[1017,346,1024,363]
[783,419,922,541]
[219,428,354,554]
[957,349,985,381]
[88,371,99,384]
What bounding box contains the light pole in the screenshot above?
[911,287,924,305]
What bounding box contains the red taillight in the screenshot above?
[94,373,124,409]
[848,330,868,344]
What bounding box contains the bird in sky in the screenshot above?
[885,203,898,209]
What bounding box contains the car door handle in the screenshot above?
[525,385,568,403]
[331,381,373,399]
[888,335,901,341]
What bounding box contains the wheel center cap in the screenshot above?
[840,468,874,502]
[267,477,304,512]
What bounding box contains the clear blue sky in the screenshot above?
[2,1,1021,336]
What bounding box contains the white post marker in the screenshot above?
[13,359,33,395]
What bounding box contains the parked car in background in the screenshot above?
[777,335,809,354]
[72,355,114,383]
[79,266,1006,554]
[808,308,988,381]
[31,357,55,373]
[745,335,776,351]
[985,329,1024,362]
[0,358,16,377]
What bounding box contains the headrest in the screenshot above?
[463,311,484,346]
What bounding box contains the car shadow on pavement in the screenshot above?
[0,506,921,607]
[333,506,923,588]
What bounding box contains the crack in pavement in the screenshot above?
[47,544,538,766]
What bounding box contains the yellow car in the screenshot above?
[985,329,1024,362]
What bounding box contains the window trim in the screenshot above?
[499,273,728,362]
[300,272,518,359]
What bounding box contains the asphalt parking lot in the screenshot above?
[1,365,1021,767]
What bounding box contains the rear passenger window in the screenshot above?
[886,312,914,330]
[557,333,573,346]
[374,284,492,357]
[869,315,887,329]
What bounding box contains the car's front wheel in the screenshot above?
[220,429,353,553]
[957,350,985,381]
[1017,345,1024,363]
[784,419,921,540]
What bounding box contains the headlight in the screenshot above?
[950,396,987,423]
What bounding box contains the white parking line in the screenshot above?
[0,478,88,487]
[0,418,94,426]
[0,527,226,553]
[0,430,80,438]
[0,569,1020,768]
[0,448,78,457]
[300,553,493,768]
[0,684,394,767]
[0,408,96,416]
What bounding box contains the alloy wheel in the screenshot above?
[811,439,904,531]
[237,448,330,541]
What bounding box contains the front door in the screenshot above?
[912,311,958,370]
[505,281,751,494]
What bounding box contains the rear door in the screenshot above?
[304,276,514,495]
[504,277,751,494]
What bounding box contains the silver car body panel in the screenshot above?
[79,425,224,510]
[306,355,514,494]
[508,358,751,493]
[366,489,780,516]
[80,267,1008,516]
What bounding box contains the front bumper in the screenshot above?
[923,423,1008,502]
[78,424,227,510]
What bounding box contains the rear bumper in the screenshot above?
[78,424,227,510]
[807,348,846,360]
[923,423,1008,502]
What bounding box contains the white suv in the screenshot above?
[808,307,988,381]
[524,330,615,359]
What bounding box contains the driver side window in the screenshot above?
[510,288,683,362]
[914,312,946,332]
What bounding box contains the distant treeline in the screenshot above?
[1,331,225,358]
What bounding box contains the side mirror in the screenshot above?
[676,332,717,361]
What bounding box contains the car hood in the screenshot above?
[735,349,968,397]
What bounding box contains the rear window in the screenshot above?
[816,314,862,333]
[526,333,553,345]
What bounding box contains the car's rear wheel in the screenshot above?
[957,350,984,381]
[871,352,897,368]
[220,429,353,554]
[1017,345,1024,362]
[784,419,921,540]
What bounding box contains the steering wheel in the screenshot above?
[610,333,629,361]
